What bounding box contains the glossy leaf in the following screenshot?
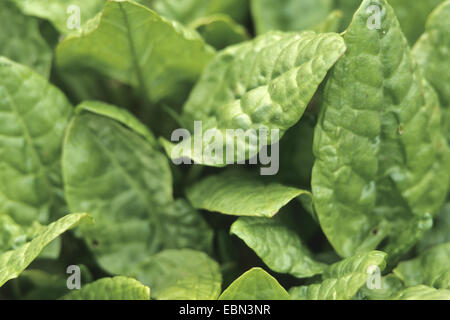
[63,276,150,300]
[0,213,91,287]
[231,216,327,278]
[191,14,249,50]
[0,1,52,77]
[171,31,346,165]
[312,0,450,258]
[0,57,73,226]
[219,268,290,300]
[389,285,450,300]
[187,170,307,217]
[56,0,215,104]
[12,0,106,34]
[290,251,387,300]
[63,102,212,275]
[134,249,221,300]
[394,243,450,289]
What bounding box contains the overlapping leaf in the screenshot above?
[413,0,450,142]
[231,216,327,278]
[63,102,212,275]
[219,268,290,300]
[63,276,150,300]
[290,251,387,300]
[0,57,73,226]
[312,0,450,258]
[134,249,221,300]
[168,31,346,165]
[0,213,91,287]
[56,0,215,104]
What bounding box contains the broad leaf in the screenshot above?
[290,251,387,300]
[413,0,450,142]
[12,0,106,34]
[231,216,327,278]
[0,213,91,287]
[170,31,346,166]
[219,268,290,300]
[251,0,334,34]
[394,243,450,289]
[312,0,450,258]
[418,202,450,252]
[63,276,150,300]
[56,0,215,104]
[0,57,73,226]
[191,14,249,50]
[134,249,221,300]
[0,215,25,253]
[187,170,307,217]
[389,285,450,300]
[63,102,212,275]
[0,1,52,77]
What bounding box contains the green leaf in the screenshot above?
[389,285,450,300]
[358,274,405,300]
[413,0,450,142]
[12,0,106,34]
[0,57,73,226]
[62,276,150,300]
[191,14,249,50]
[251,0,334,34]
[134,249,221,300]
[0,1,52,77]
[56,0,215,104]
[219,268,290,300]
[0,213,92,287]
[290,251,387,300]
[231,216,327,278]
[172,31,346,166]
[390,0,445,45]
[418,202,450,252]
[311,9,344,33]
[63,102,212,275]
[394,243,450,289]
[312,0,450,258]
[187,170,307,217]
[0,215,25,253]
[149,0,249,26]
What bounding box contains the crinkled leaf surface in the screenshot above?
[389,285,450,300]
[290,251,387,300]
[171,31,346,165]
[413,0,450,142]
[12,0,106,34]
[219,268,290,300]
[0,57,73,226]
[191,14,248,50]
[63,276,150,300]
[251,0,334,34]
[231,216,327,278]
[63,102,212,275]
[56,0,215,104]
[187,170,307,217]
[394,243,450,289]
[390,0,445,45]
[312,0,450,258]
[0,215,25,253]
[0,1,52,77]
[134,249,221,300]
[0,213,91,287]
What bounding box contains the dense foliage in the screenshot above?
[0,0,449,300]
